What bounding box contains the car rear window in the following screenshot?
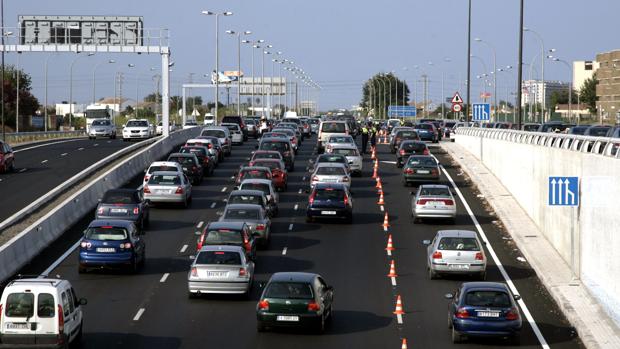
[316,166,346,175]
[332,148,359,157]
[315,188,345,200]
[180,148,206,157]
[419,187,451,196]
[196,251,242,265]
[415,124,433,130]
[588,127,611,136]
[85,226,128,241]
[397,131,418,138]
[317,155,345,163]
[240,183,270,194]
[223,124,240,131]
[5,293,34,318]
[242,169,269,179]
[149,174,181,185]
[229,195,262,206]
[265,282,314,299]
[254,152,281,160]
[321,122,346,133]
[465,291,511,307]
[401,142,426,152]
[253,161,280,170]
[408,157,437,166]
[260,141,288,152]
[328,136,352,143]
[438,237,480,251]
[102,191,138,204]
[389,120,401,126]
[148,165,179,174]
[92,120,110,126]
[205,229,243,244]
[225,209,260,220]
[201,130,226,138]
[37,293,55,318]
[168,156,196,166]
[222,117,241,124]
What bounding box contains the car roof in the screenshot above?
[314,183,347,190]
[317,154,346,160]
[88,219,135,228]
[436,230,478,238]
[169,153,196,158]
[229,189,266,197]
[150,170,182,176]
[328,143,358,150]
[150,161,182,167]
[419,184,450,189]
[254,150,280,154]
[198,244,246,254]
[269,272,319,283]
[240,178,273,185]
[260,137,289,143]
[240,166,271,171]
[6,278,66,288]
[315,162,347,168]
[461,282,510,293]
[207,221,246,229]
[224,203,263,210]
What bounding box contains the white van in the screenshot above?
[0,278,86,348]
[317,120,349,152]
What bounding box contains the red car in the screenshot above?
[0,141,15,173]
[234,166,272,186]
[250,158,288,191]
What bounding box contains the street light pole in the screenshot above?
[466,0,472,122]
[475,38,497,122]
[525,28,545,122]
[261,48,272,117]
[202,10,233,123]
[69,53,94,128]
[44,54,58,132]
[227,30,251,116]
[92,59,116,105]
[551,57,573,124]
[516,0,525,129]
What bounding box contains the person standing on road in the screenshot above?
[369,122,377,150]
[259,117,269,137]
[361,124,369,154]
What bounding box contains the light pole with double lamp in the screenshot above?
[549,56,574,124]
[246,40,265,115]
[475,38,497,122]
[92,59,116,105]
[202,10,233,122]
[261,47,272,117]
[226,30,251,115]
[524,28,546,122]
[69,52,95,127]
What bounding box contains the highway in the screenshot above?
[0,138,137,224]
[15,135,583,348]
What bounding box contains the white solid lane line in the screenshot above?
[18,168,27,173]
[160,273,170,283]
[298,189,303,194]
[133,308,145,321]
[78,148,84,151]
[391,276,397,286]
[380,205,384,212]
[294,204,299,211]
[437,156,550,349]
[41,160,48,164]
[14,138,82,153]
[282,247,288,255]
[39,240,82,277]
[180,245,188,253]
[94,144,99,147]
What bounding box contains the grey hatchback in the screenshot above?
[96,189,150,230]
[424,230,487,280]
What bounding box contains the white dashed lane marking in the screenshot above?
[133,308,145,321]
[294,204,299,211]
[160,273,170,283]
[180,245,188,253]
[19,168,27,173]
[196,221,204,229]
[41,160,48,164]
[60,153,68,157]
[282,247,288,255]
[288,224,294,231]
[210,202,217,209]
[221,187,227,192]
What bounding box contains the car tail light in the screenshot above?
[455,307,469,319]
[238,268,247,277]
[143,186,151,194]
[309,192,316,205]
[208,143,213,149]
[197,233,205,250]
[431,168,439,175]
[58,304,65,332]
[506,307,520,320]
[191,267,198,277]
[307,301,321,312]
[292,137,297,144]
[312,176,319,182]
[97,207,104,215]
[417,199,428,205]
[175,186,184,194]
[258,300,269,310]
[133,207,140,215]
[192,166,197,171]
[344,195,349,206]
[423,149,430,155]
[256,224,266,231]
[404,168,414,174]
[432,251,443,259]
[80,241,92,249]
[399,149,406,155]
[475,252,484,261]
[441,199,454,205]
[342,176,350,182]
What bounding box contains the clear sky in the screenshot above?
[5,0,619,111]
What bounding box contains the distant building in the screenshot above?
[521,80,569,107]
[94,98,128,113]
[573,60,599,92]
[554,103,590,120]
[55,103,86,117]
[595,50,620,121]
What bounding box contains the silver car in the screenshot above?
[88,119,116,139]
[324,135,355,153]
[222,123,244,145]
[423,230,487,280]
[188,245,254,296]
[201,127,232,156]
[310,162,351,190]
[411,184,457,223]
[143,171,192,207]
[219,204,271,248]
[327,143,363,176]
[238,179,279,215]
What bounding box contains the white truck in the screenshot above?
[85,104,115,133]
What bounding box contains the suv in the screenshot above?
[88,119,116,139]
[0,278,87,347]
[167,153,204,185]
[221,116,248,141]
[0,140,15,173]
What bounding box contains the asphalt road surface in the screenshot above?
[15,134,584,348]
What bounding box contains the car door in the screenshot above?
[59,289,77,343]
[316,277,333,311]
[33,291,55,343]
[69,287,83,340]
[130,228,145,261]
[183,175,192,199]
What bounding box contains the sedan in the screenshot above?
[402,155,440,186]
[414,123,439,143]
[424,230,486,280]
[397,140,429,168]
[78,219,145,273]
[390,129,420,153]
[411,184,456,223]
[195,221,256,259]
[327,144,363,176]
[256,272,334,333]
[96,189,150,230]
[219,204,271,248]
[306,183,353,223]
[238,179,279,216]
[167,153,204,185]
[310,154,351,175]
[310,163,351,190]
[188,245,254,297]
[227,189,274,217]
[187,137,221,164]
[122,119,152,141]
[179,145,214,176]
[234,166,272,186]
[249,150,284,163]
[324,135,355,153]
[88,119,116,139]
[250,159,288,191]
[446,282,522,344]
[0,140,15,173]
[143,171,193,207]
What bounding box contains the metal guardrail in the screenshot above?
[455,127,620,158]
[5,130,86,145]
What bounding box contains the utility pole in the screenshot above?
[516,0,525,129]
[466,0,472,122]
[422,74,428,118]
[1,0,5,140]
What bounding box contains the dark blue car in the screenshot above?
[414,123,439,143]
[446,282,522,344]
[79,219,146,273]
[306,183,353,223]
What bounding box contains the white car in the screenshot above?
[156,122,177,135]
[318,120,349,152]
[143,161,184,185]
[88,118,116,139]
[203,114,215,126]
[327,143,363,176]
[238,178,279,207]
[183,120,199,129]
[201,127,232,156]
[123,119,152,141]
[310,162,351,190]
[221,123,244,144]
[0,278,87,347]
[143,171,193,208]
[324,135,355,153]
[412,184,457,223]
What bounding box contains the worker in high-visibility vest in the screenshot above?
[361,124,369,154]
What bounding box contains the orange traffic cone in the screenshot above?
[393,295,405,315]
[387,260,398,277]
[382,212,390,228]
[377,192,385,205]
[375,177,381,188]
[371,149,376,160]
[401,338,408,349]
[385,235,395,252]
[377,181,383,192]
[372,168,378,179]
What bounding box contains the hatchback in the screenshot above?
[95,189,150,230]
[195,221,256,259]
[390,129,421,153]
[424,230,486,280]
[227,189,274,217]
[143,161,184,185]
[310,154,351,175]
[324,135,355,153]
[238,179,279,215]
[219,204,271,248]
[179,145,214,176]
[271,128,299,153]
[256,272,334,333]
[143,171,193,208]
[327,144,363,176]
[188,245,255,297]
[88,118,116,139]
[234,166,272,186]
[187,137,221,163]
[257,137,295,171]
[411,184,457,223]
[306,183,353,223]
[445,282,522,344]
[78,219,146,273]
[167,153,203,185]
[414,123,438,143]
[250,150,284,163]
[397,141,429,168]
[402,155,440,186]
[250,159,288,191]
[310,163,351,190]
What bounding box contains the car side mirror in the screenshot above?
[444,293,454,300]
[422,240,431,245]
[513,295,521,301]
[78,298,88,306]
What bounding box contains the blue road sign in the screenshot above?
[472,103,490,121]
[548,177,579,206]
[388,105,416,117]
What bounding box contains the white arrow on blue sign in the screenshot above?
[548,177,579,206]
[472,103,490,121]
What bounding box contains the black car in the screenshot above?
[306,183,353,223]
[167,153,204,185]
[585,125,612,137]
[257,137,295,171]
[221,115,248,141]
[397,141,429,168]
[95,189,150,230]
[390,129,421,153]
[179,145,215,176]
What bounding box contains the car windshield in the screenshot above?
[389,120,401,127]
[264,282,314,300]
[229,195,262,206]
[92,120,110,126]
[126,121,148,127]
[148,174,181,185]
[408,157,436,166]
[401,142,426,151]
[201,130,226,138]
[328,136,352,143]
[225,209,260,220]
[465,291,511,308]
[242,169,268,179]
[419,187,451,196]
[438,237,480,251]
[148,165,178,174]
[240,183,270,194]
[321,123,346,132]
[223,124,239,131]
[168,156,196,166]
[204,229,243,244]
[85,226,128,241]
[315,188,345,200]
[570,127,589,135]
[316,166,345,175]
[260,141,287,152]
[101,191,138,204]
[588,127,611,136]
[398,131,418,138]
[332,148,359,156]
[196,251,242,265]
[180,148,206,157]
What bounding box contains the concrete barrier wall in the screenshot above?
[455,129,620,324]
[0,128,200,283]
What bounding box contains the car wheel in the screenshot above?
[428,267,437,280]
[8,161,15,172]
[451,328,463,343]
[257,322,267,332]
[182,197,189,208]
[74,320,84,345]
[448,314,453,329]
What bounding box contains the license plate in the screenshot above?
[96,247,115,253]
[477,311,500,318]
[5,323,28,330]
[156,190,172,194]
[427,201,443,206]
[321,211,337,215]
[417,170,430,174]
[110,208,127,213]
[207,271,228,278]
[276,316,299,322]
[448,264,470,270]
